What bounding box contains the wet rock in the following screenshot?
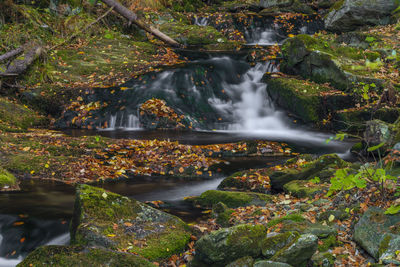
[266,77,353,124]
[363,119,400,154]
[226,256,255,267]
[259,0,293,9]
[325,0,398,32]
[18,245,155,267]
[283,180,328,198]
[270,233,318,266]
[261,232,300,258]
[354,207,400,265]
[212,202,234,227]
[193,224,266,266]
[71,185,191,261]
[192,190,273,209]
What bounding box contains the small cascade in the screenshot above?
[102,113,141,131]
[245,26,283,45]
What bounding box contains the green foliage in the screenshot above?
[385,204,400,215]
[326,133,348,144]
[310,176,320,184]
[328,167,396,196]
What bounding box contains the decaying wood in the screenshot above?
[100,0,181,48]
[0,46,24,62]
[0,46,42,76]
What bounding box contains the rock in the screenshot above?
[218,169,270,193]
[269,154,349,190]
[253,260,292,267]
[71,185,191,261]
[226,256,255,267]
[259,0,293,9]
[311,252,335,267]
[261,232,300,258]
[354,207,400,265]
[363,119,400,154]
[0,167,18,191]
[280,34,385,91]
[212,202,234,227]
[17,245,155,267]
[283,180,328,198]
[266,77,353,124]
[193,224,266,266]
[193,190,273,209]
[325,0,398,32]
[270,233,318,266]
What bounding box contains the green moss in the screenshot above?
[5,153,48,173]
[318,235,338,252]
[18,246,156,267]
[261,231,300,258]
[159,22,227,46]
[330,0,344,11]
[283,180,327,198]
[226,224,267,248]
[0,167,16,187]
[195,190,272,208]
[378,235,392,257]
[267,214,306,228]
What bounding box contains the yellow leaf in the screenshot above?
[23,147,31,151]
[107,234,116,237]
[288,34,295,38]
[120,87,129,91]
[45,164,49,168]
[328,214,335,222]
[30,170,35,174]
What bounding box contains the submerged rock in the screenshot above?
[18,245,155,267]
[354,207,400,265]
[192,190,273,209]
[193,224,266,266]
[325,0,398,32]
[71,185,191,261]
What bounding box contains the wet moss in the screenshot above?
[318,234,338,252]
[283,180,327,198]
[5,153,49,174]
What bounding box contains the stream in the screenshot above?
[0,20,353,266]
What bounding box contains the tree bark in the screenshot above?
[0,46,24,62]
[100,0,181,48]
[0,46,42,76]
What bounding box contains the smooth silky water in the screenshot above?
[0,24,352,266]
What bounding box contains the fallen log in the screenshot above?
[0,46,24,63]
[100,0,181,48]
[0,46,42,76]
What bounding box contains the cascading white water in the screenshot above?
[102,113,141,131]
[194,17,208,26]
[245,27,282,45]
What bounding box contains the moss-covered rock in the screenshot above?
[283,180,328,198]
[261,232,299,258]
[71,185,191,261]
[0,167,17,190]
[266,77,353,124]
[324,0,398,32]
[270,233,318,266]
[269,154,349,190]
[253,260,292,267]
[363,119,400,154]
[226,256,255,267]
[311,251,335,267]
[354,207,400,265]
[17,245,155,267]
[193,224,267,266]
[193,190,273,209]
[212,202,234,227]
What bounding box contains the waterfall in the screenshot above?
[194,16,208,26]
[102,113,141,131]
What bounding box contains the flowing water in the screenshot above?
[0,19,352,266]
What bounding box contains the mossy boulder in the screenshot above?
[193,224,267,266]
[17,245,155,267]
[269,154,349,190]
[193,190,273,209]
[266,77,353,124]
[324,0,398,32]
[363,119,400,154]
[261,232,300,258]
[269,233,318,266]
[212,202,234,227]
[0,167,17,190]
[226,256,255,267]
[354,207,400,265]
[254,260,292,267]
[280,34,385,91]
[283,180,328,198]
[311,252,335,267]
[71,185,191,261]
[218,169,270,193]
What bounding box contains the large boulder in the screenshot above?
[325,0,399,32]
[266,77,353,124]
[193,224,267,266]
[363,119,400,153]
[354,207,400,265]
[17,246,155,267]
[71,185,191,261]
[283,180,328,198]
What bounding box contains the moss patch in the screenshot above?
[0,167,16,187]
[267,214,306,228]
[194,190,273,208]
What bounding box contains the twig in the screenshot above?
[50,6,115,50]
